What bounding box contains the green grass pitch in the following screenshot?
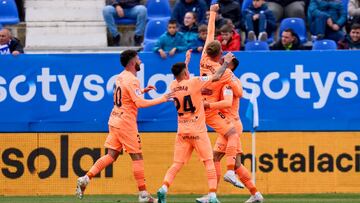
[1,194,360,203]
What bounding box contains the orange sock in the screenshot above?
[214,161,221,185]
[163,162,183,187]
[226,133,239,170]
[86,154,114,179]
[204,160,217,192]
[132,160,147,191]
[236,164,257,195]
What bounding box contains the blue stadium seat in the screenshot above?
[146,0,171,21]
[144,19,168,41]
[142,41,156,52]
[279,18,307,44]
[0,24,3,30]
[115,18,136,25]
[0,0,20,25]
[312,39,337,50]
[245,41,269,51]
[241,0,252,11]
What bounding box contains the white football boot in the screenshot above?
[75,175,90,199]
[245,192,264,203]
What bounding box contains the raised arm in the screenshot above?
[202,4,219,56]
[212,52,234,82]
[184,49,192,67]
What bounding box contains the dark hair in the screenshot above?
[220,24,232,33]
[185,11,197,21]
[198,24,208,33]
[171,62,186,77]
[283,28,296,37]
[231,58,239,71]
[351,23,360,30]
[120,50,137,67]
[168,19,177,26]
[206,40,221,58]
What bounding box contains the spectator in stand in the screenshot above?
[266,0,306,22]
[190,24,207,52]
[180,12,199,49]
[307,0,346,42]
[217,24,241,51]
[153,20,187,59]
[218,0,242,30]
[171,0,208,26]
[270,28,304,50]
[243,0,276,42]
[338,23,360,49]
[347,0,360,31]
[0,28,24,56]
[103,0,147,46]
[203,11,231,35]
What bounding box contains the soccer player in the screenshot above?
[76,50,173,203]
[199,3,243,189]
[156,50,235,203]
[204,58,264,203]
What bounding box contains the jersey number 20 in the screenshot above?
[114,86,122,107]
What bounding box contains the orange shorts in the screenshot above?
[205,110,234,136]
[104,125,142,154]
[174,132,213,163]
[213,118,243,154]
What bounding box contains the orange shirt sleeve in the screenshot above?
[231,78,243,98]
[202,10,216,56]
[128,79,167,108]
[209,85,233,110]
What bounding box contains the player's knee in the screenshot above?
[213,151,225,162]
[224,127,237,138]
[129,153,143,161]
[107,149,120,161]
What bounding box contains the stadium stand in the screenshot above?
[0,0,20,25]
[144,18,168,43]
[279,17,307,44]
[312,39,337,50]
[245,41,270,51]
[143,40,156,52]
[146,0,171,21]
[25,0,107,49]
[115,18,136,25]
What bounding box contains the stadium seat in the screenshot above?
[241,0,252,11]
[115,18,136,25]
[245,41,269,51]
[312,39,337,50]
[279,18,307,44]
[144,19,168,41]
[146,0,171,21]
[142,41,156,52]
[0,0,20,25]
[0,24,3,30]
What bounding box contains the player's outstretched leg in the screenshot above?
[76,175,90,199]
[245,192,264,203]
[75,152,116,199]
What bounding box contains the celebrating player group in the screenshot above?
[75,3,263,203]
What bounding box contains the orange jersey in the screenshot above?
[108,70,167,133]
[200,55,234,103]
[227,77,243,120]
[209,76,243,120]
[108,70,142,132]
[170,76,214,134]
